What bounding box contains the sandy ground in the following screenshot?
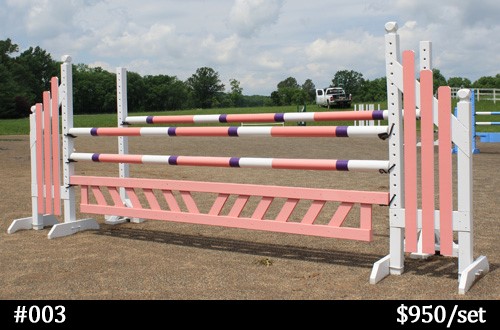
[0,134,498,300]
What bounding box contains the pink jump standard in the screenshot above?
[9,22,489,295]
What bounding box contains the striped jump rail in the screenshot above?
[68,126,390,139]
[475,112,500,115]
[124,110,389,125]
[69,153,391,172]
[475,122,500,126]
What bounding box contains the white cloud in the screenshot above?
[256,53,283,69]
[229,0,284,38]
[0,0,499,95]
[305,29,383,74]
[201,34,241,64]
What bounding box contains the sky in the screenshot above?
[1,0,499,96]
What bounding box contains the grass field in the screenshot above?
[1,100,499,135]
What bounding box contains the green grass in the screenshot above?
[1,100,499,136]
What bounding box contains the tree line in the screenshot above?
[1,38,499,119]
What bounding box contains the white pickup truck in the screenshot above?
[315,87,352,108]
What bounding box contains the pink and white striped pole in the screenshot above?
[124,110,389,125]
[69,152,390,172]
[68,125,390,138]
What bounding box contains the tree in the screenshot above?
[15,46,58,105]
[277,77,300,89]
[301,79,316,104]
[186,67,225,108]
[447,77,472,88]
[0,39,39,118]
[332,70,364,98]
[359,77,387,102]
[0,63,26,118]
[430,68,447,94]
[126,71,146,112]
[72,65,116,114]
[143,74,188,111]
[228,78,243,107]
[0,38,18,64]
[272,77,301,106]
[473,74,500,89]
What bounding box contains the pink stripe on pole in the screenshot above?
[270,126,337,137]
[438,86,453,256]
[175,127,231,137]
[150,115,195,124]
[403,51,418,253]
[175,156,233,167]
[272,159,337,170]
[43,91,52,214]
[96,127,142,136]
[313,111,377,121]
[224,113,277,123]
[35,104,45,214]
[420,70,435,254]
[51,78,61,216]
[98,154,144,164]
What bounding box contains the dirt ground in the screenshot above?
[0,134,498,300]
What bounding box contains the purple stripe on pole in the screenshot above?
[274,113,285,122]
[168,127,177,136]
[229,157,240,167]
[335,126,349,137]
[90,128,99,136]
[372,110,385,120]
[91,153,100,162]
[219,114,228,123]
[146,116,154,124]
[168,156,178,165]
[336,160,349,171]
[228,127,239,137]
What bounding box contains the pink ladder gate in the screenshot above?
[71,176,389,241]
[8,22,489,294]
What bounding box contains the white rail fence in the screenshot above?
[451,88,499,103]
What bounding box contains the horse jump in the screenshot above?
[9,22,489,294]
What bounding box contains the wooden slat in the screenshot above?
[301,200,325,225]
[162,190,181,212]
[144,188,161,210]
[359,204,373,242]
[403,50,418,253]
[209,194,229,215]
[108,187,124,206]
[51,77,61,216]
[91,186,108,206]
[180,191,199,213]
[43,92,52,214]
[251,196,273,220]
[438,86,453,256]
[35,104,44,214]
[275,198,299,222]
[81,185,88,205]
[228,195,250,218]
[125,187,142,209]
[420,70,436,254]
[328,202,354,227]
